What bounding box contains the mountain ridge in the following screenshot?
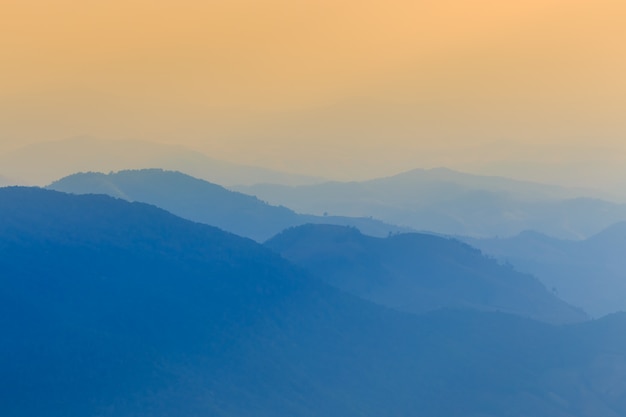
[465,222,626,317]
[2,187,626,417]
[0,137,325,186]
[48,169,411,241]
[265,223,587,324]
[234,168,626,239]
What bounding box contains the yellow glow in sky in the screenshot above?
[1,0,625,178]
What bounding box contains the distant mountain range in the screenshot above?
[48,169,411,241]
[235,167,626,239]
[266,224,587,324]
[465,223,626,317]
[3,187,626,417]
[0,136,325,186]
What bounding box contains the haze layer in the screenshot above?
[2,0,625,182]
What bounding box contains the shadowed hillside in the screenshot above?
[266,224,587,324]
[2,188,626,417]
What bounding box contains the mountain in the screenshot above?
[464,223,626,317]
[437,142,626,201]
[47,169,411,241]
[583,221,626,259]
[265,224,587,324]
[2,187,626,416]
[234,167,626,239]
[0,136,324,186]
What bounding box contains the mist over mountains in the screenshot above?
[411,142,626,201]
[2,138,625,417]
[465,223,626,317]
[5,0,626,414]
[8,135,626,240]
[48,169,410,241]
[43,167,626,319]
[3,187,626,417]
[235,168,626,239]
[0,137,324,186]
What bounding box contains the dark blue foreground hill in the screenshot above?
[1,187,626,417]
[266,224,587,323]
[48,169,410,241]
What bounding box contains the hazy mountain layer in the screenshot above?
[48,169,410,241]
[465,223,626,317]
[266,224,587,324]
[0,137,324,186]
[2,187,626,417]
[235,168,626,239]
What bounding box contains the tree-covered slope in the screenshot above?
[1,188,625,417]
[266,224,587,324]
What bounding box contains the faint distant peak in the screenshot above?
[515,230,566,242]
[383,166,534,184]
[0,137,327,187]
[585,221,626,243]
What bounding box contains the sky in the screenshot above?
[1,0,625,182]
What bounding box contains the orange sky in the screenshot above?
[1,0,625,179]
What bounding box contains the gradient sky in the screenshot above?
[1,0,625,181]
